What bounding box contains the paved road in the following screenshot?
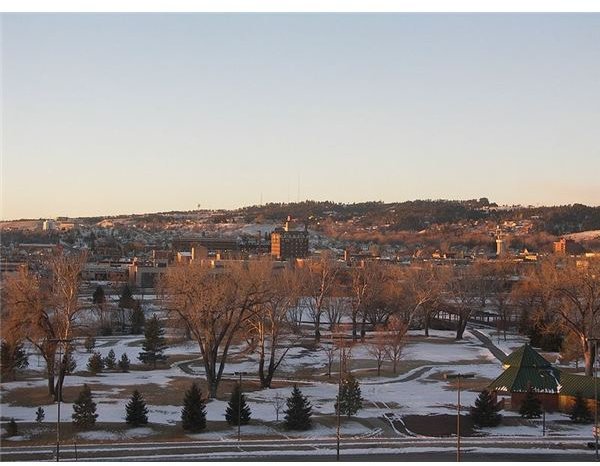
[1,436,595,462]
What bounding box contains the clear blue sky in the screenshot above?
[2,13,599,219]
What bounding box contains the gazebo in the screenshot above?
[489,344,599,413]
[488,343,562,411]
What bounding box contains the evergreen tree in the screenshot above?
[62,348,76,375]
[138,314,167,369]
[87,352,104,374]
[181,382,207,432]
[335,374,363,417]
[119,284,136,332]
[283,385,313,431]
[569,393,593,424]
[92,285,105,305]
[84,336,96,353]
[1,340,29,381]
[35,407,45,423]
[519,384,542,419]
[130,303,145,335]
[72,384,98,428]
[125,390,149,427]
[104,349,117,370]
[6,418,18,437]
[470,389,502,427]
[119,284,135,309]
[225,383,251,426]
[118,353,131,372]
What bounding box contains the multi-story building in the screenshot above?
[553,237,585,255]
[270,217,309,260]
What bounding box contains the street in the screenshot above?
[1,436,596,462]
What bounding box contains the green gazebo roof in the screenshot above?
[501,343,553,369]
[490,344,561,393]
[560,372,600,401]
[490,343,599,399]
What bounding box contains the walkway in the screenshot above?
[468,327,507,363]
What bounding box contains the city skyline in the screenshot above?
[2,13,600,220]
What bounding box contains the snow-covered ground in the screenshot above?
[1,328,594,442]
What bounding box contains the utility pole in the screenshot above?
[50,338,72,462]
[234,371,248,442]
[445,373,475,462]
[589,338,599,461]
[336,330,344,461]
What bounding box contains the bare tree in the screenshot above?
[303,253,340,343]
[272,392,286,422]
[325,296,348,331]
[366,327,387,376]
[547,258,600,376]
[348,262,388,340]
[382,316,408,374]
[322,340,337,379]
[446,264,480,340]
[402,264,450,336]
[487,261,517,342]
[160,261,268,398]
[2,252,86,400]
[247,266,300,388]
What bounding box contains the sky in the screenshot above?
[1,13,599,220]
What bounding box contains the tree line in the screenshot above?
[1,251,598,404]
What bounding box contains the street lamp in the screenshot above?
[233,371,249,442]
[49,338,72,462]
[589,338,600,461]
[444,372,475,462]
[335,331,345,462]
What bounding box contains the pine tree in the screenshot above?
[1,340,29,381]
[519,384,542,419]
[84,336,96,353]
[62,348,76,375]
[335,374,363,417]
[125,390,149,427]
[225,383,251,426]
[92,285,105,305]
[72,384,98,428]
[104,349,117,370]
[35,407,45,423]
[119,284,135,309]
[119,285,136,332]
[470,389,502,427]
[138,314,167,369]
[130,304,145,335]
[283,385,313,431]
[569,393,593,424]
[181,382,207,432]
[87,352,104,374]
[6,418,18,437]
[118,353,130,372]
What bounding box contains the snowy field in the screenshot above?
[0,323,595,443]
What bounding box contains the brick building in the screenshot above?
[270,217,309,260]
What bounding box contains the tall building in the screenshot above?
[553,237,584,255]
[271,216,309,260]
[495,227,507,257]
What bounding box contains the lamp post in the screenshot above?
[589,338,599,461]
[233,371,248,442]
[50,338,72,462]
[336,330,345,461]
[445,373,475,462]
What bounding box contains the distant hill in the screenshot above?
[3,200,600,237]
